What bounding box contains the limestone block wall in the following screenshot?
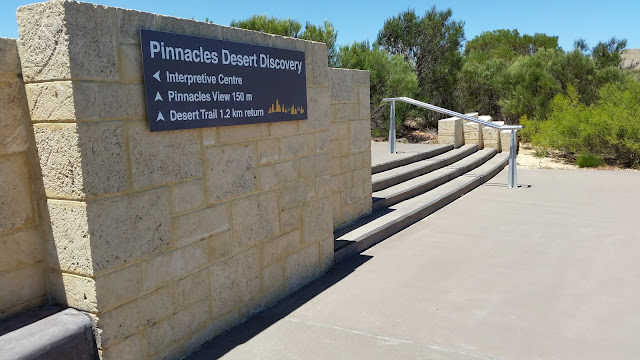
[0,37,47,319]
[328,68,372,229]
[16,1,346,359]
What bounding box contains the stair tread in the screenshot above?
[373,149,496,201]
[335,152,509,253]
[372,144,452,174]
[371,145,477,192]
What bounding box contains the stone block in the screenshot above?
[269,121,297,137]
[483,126,502,152]
[95,263,143,312]
[209,230,232,262]
[155,15,222,41]
[0,38,20,75]
[352,70,370,86]
[438,117,463,147]
[47,188,170,276]
[354,197,372,219]
[17,1,71,81]
[302,196,333,245]
[258,160,299,190]
[285,244,319,293]
[329,68,354,102]
[231,191,279,252]
[463,122,484,149]
[201,128,219,147]
[301,153,330,179]
[500,130,520,154]
[63,2,119,80]
[353,167,371,186]
[331,172,352,193]
[299,87,330,132]
[359,86,371,120]
[129,121,202,189]
[97,285,176,348]
[280,207,300,233]
[315,174,333,198]
[119,44,143,81]
[219,123,269,144]
[319,235,334,273]
[47,272,97,312]
[257,138,280,164]
[350,119,371,153]
[209,247,260,318]
[101,333,143,360]
[142,239,209,292]
[334,103,360,122]
[0,154,34,232]
[205,143,256,203]
[176,268,209,309]
[0,79,30,154]
[182,310,239,357]
[330,122,348,140]
[220,25,274,47]
[279,180,315,210]
[309,43,328,86]
[24,82,75,122]
[261,260,285,295]
[332,193,341,225]
[343,184,364,205]
[73,82,145,120]
[0,264,46,312]
[339,204,354,226]
[117,8,158,44]
[315,131,330,153]
[145,298,210,356]
[172,204,230,248]
[33,122,128,199]
[170,180,205,215]
[262,230,300,266]
[0,229,42,272]
[280,133,315,160]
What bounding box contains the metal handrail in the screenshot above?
[382,97,523,189]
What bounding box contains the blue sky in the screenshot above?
[1,0,638,51]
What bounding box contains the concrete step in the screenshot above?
[334,153,509,263]
[372,148,497,211]
[372,144,477,192]
[0,306,97,360]
[371,144,452,174]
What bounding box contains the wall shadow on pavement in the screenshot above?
[186,254,373,359]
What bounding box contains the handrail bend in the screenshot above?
[382,97,522,189]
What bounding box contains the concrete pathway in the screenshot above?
[188,168,640,360]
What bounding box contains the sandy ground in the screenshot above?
[516,144,578,170]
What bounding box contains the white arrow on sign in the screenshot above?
[157,112,165,121]
[153,70,161,82]
[155,91,163,101]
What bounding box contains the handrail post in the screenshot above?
[389,100,396,154]
[507,129,518,188]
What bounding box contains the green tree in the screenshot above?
[377,8,464,125]
[338,41,418,134]
[299,21,338,67]
[230,15,300,37]
[230,15,338,66]
[591,37,627,69]
[459,30,559,121]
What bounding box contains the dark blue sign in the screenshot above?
[140,29,307,132]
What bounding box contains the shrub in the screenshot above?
[576,152,604,167]
[529,79,640,168]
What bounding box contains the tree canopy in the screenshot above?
[230,15,338,66]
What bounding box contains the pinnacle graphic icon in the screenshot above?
[155,91,163,101]
[157,112,165,121]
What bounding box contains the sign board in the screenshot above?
[140,29,307,132]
